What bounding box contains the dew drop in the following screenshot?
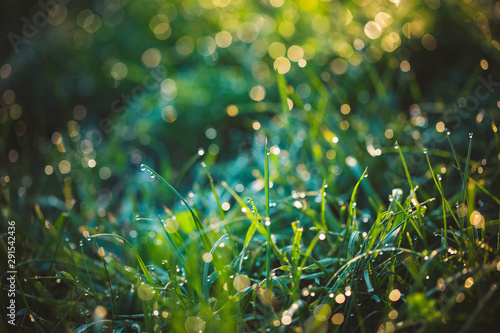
[445,128,450,135]
[469,133,473,139]
[140,164,146,171]
[423,148,427,154]
[149,172,155,179]
[394,142,399,149]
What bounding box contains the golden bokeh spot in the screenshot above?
[470,210,485,229]
[226,105,239,117]
[215,31,232,48]
[331,58,348,75]
[480,59,489,70]
[381,32,401,52]
[364,21,382,39]
[202,252,213,263]
[281,314,292,325]
[388,289,401,302]
[270,0,285,8]
[213,0,231,7]
[378,321,395,333]
[400,60,411,72]
[250,85,266,101]
[274,57,291,74]
[340,104,351,114]
[422,34,437,51]
[456,292,465,303]
[436,121,445,132]
[164,218,179,233]
[176,36,195,56]
[331,313,344,325]
[233,274,251,291]
[375,12,393,28]
[464,277,474,288]
[456,203,468,218]
[326,150,336,160]
[137,283,155,301]
[388,309,398,319]
[237,22,259,43]
[287,45,304,62]
[196,36,216,56]
[312,14,330,33]
[339,120,349,130]
[185,317,206,333]
[45,165,54,175]
[59,160,71,174]
[142,48,162,68]
[154,23,172,40]
[313,304,331,321]
[268,42,286,59]
[337,42,354,58]
[335,293,346,304]
[94,305,107,318]
[385,129,394,139]
[111,62,128,80]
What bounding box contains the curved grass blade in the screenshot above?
[90,233,155,285]
[201,163,237,254]
[221,181,289,266]
[140,164,213,254]
[203,234,229,301]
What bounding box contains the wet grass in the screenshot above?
[2,64,500,332]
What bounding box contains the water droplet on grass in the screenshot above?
[140,164,146,171]
[469,133,473,139]
[423,148,427,154]
[394,143,399,149]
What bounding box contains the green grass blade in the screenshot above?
[347,167,368,231]
[140,164,213,254]
[221,181,290,266]
[203,234,229,301]
[90,233,155,284]
[202,163,237,254]
[264,139,272,290]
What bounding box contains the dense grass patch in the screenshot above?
[3,71,499,331]
[1,0,500,332]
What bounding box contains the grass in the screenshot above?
[3,64,500,333]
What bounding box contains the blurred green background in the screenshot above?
[1,0,499,214]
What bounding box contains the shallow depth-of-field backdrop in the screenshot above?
[1,0,500,332]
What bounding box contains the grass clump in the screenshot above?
[4,69,499,332]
